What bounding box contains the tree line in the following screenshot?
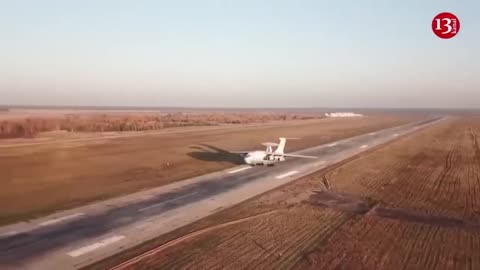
[0,113,314,139]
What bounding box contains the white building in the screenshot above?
[325,112,363,118]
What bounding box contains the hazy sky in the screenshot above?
[1,0,478,108]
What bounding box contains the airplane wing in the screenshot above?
[280,153,318,159]
[264,152,317,159]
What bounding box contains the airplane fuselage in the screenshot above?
[243,151,285,166]
[236,137,316,166]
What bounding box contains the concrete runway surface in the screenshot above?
[0,117,443,270]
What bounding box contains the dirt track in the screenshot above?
[92,117,480,270]
[0,115,409,225]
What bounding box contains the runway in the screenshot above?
[0,117,442,270]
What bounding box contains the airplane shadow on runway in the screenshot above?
[187,144,245,165]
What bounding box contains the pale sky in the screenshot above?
[0,0,478,108]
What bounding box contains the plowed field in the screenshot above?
[88,117,480,270]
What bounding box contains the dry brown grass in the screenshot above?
[0,115,409,225]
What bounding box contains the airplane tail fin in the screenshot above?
[274,137,300,154]
[274,138,287,154]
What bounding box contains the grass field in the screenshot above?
[0,115,411,225]
[91,116,480,270]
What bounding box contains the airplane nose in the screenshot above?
[244,157,253,164]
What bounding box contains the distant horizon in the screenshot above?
[2,104,480,111]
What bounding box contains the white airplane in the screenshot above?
[232,137,317,166]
